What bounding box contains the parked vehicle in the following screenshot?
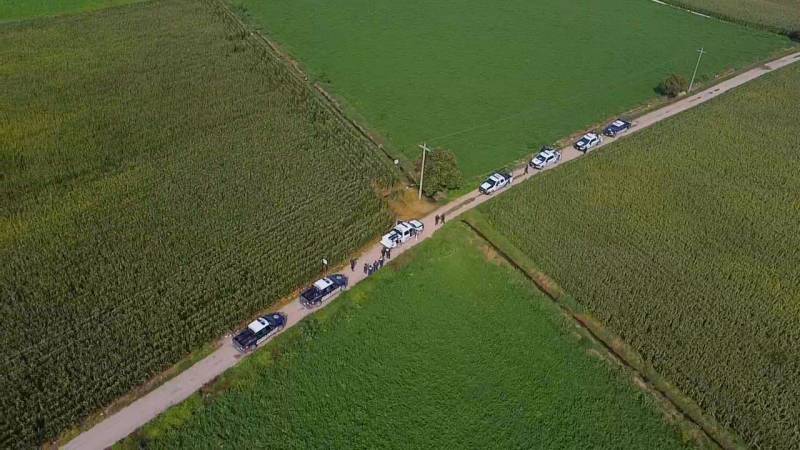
[233,312,287,352]
[530,148,561,169]
[479,171,513,194]
[300,274,348,308]
[574,132,602,152]
[603,119,632,137]
[381,220,424,248]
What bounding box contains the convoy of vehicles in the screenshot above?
[573,132,602,152]
[479,171,513,194]
[530,147,561,169]
[603,119,632,137]
[300,274,348,308]
[232,313,287,352]
[381,220,425,248]
[240,118,636,354]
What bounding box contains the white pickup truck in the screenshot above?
[479,172,513,194]
[381,220,425,249]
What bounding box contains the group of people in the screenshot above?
[350,247,392,277]
[346,212,448,277]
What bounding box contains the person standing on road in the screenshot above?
[379,257,384,268]
[386,248,391,260]
[363,263,369,275]
[435,214,440,225]
[524,163,529,175]
[441,213,446,224]
[350,258,357,271]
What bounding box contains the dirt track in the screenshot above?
[62,50,800,450]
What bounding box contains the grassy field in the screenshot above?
[665,0,800,33]
[117,224,688,449]
[0,0,143,21]
[231,0,791,179]
[0,0,396,446]
[478,62,800,448]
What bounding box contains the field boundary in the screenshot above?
[657,0,795,35]
[461,210,746,450]
[210,0,414,181]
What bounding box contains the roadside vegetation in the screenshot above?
[0,0,143,21]
[663,0,800,34]
[0,0,396,446]
[117,224,688,449]
[230,0,790,178]
[478,62,800,448]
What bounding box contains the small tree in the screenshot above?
[788,30,800,42]
[416,148,463,197]
[657,73,689,98]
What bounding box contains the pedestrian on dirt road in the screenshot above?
[363,263,369,274]
[350,258,357,271]
[386,248,391,260]
[435,214,440,225]
[441,213,446,224]
[524,164,529,174]
[379,258,384,268]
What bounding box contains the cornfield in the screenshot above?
[0,0,395,447]
[480,63,800,448]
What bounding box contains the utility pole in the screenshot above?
[418,143,431,199]
[688,47,706,93]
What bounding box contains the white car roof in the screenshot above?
[248,318,268,333]
[489,173,504,181]
[313,278,333,290]
[583,133,597,139]
[394,222,413,233]
[538,150,555,158]
[612,120,626,126]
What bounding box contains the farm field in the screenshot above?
[664,0,800,33]
[231,0,791,178]
[117,224,688,449]
[478,62,800,448]
[0,0,396,446]
[0,0,143,21]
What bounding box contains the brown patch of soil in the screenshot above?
[388,186,438,219]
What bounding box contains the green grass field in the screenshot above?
[665,0,800,33]
[0,0,395,446]
[478,62,800,448]
[0,0,143,21]
[232,0,791,178]
[118,224,688,449]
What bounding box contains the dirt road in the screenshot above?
[62,50,800,450]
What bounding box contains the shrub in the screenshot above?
[415,148,463,197]
[657,74,689,97]
[788,30,800,42]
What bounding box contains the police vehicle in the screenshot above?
[603,119,632,137]
[233,312,287,352]
[381,220,425,249]
[574,132,602,152]
[530,148,561,169]
[300,274,348,308]
[479,171,513,194]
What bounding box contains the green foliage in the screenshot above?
[479,63,800,448]
[0,0,143,21]
[120,224,687,449]
[231,0,789,178]
[0,0,396,446]
[657,73,689,97]
[415,148,463,196]
[660,0,800,34]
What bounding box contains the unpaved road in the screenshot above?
[62,50,800,450]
